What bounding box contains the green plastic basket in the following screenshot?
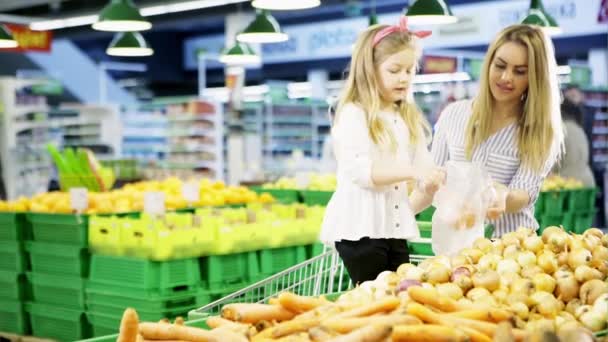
[200,252,255,290]
[259,245,307,276]
[0,212,29,241]
[89,254,200,294]
[26,241,89,277]
[537,191,568,216]
[27,212,89,246]
[299,190,333,206]
[566,188,597,211]
[0,270,28,300]
[572,209,598,234]
[27,272,86,309]
[0,241,27,272]
[27,301,91,341]
[539,214,565,230]
[0,300,29,335]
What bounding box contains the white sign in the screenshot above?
[182,181,199,204]
[69,188,88,213]
[144,192,166,216]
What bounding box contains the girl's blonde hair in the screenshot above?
[465,24,564,171]
[335,24,430,150]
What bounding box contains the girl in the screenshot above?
[319,17,442,285]
[412,24,564,237]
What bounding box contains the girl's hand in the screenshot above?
[486,182,508,220]
[418,168,446,195]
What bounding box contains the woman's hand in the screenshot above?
[486,182,508,220]
[418,168,446,195]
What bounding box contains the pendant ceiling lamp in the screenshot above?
[251,0,320,11]
[219,42,261,65]
[521,0,561,35]
[236,10,288,44]
[93,0,152,32]
[106,31,153,56]
[0,25,18,48]
[405,0,458,25]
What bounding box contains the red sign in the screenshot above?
[1,24,52,52]
[422,56,457,74]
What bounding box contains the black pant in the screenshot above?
[335,237,409,285]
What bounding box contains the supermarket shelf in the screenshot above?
[595,112,608,120]
[12,104,48,118]
[593,141,608,149]
[594,154,608,162]
[592,127,608,134]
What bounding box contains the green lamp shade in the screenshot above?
[236,11,288,44]
[251,0,320,10]
[368,14,379,26]
[405,0,458,25]
[0,25,18,48]
[521,0,561,35]
[106,32,153,56]
[219,42,261,65]
[93,0,151,32]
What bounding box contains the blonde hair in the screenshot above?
[335,24,430,150]
[465,24,563,171]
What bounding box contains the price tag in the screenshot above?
[144,192,166,216]
[69,188,88,213]
[182,181,199,205]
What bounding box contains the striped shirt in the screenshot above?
[431,100,554,237]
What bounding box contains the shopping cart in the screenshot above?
[188,247,430,319]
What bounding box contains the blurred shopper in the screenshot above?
[557,98,595,186]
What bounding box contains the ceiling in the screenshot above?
[1,0,605,98]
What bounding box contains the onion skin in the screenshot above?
[472,270,500,292]
[583,228,604,240]
[396,279,422,293]
[579,279,608,305]
[541,226,564,243]
[555,274,580,303]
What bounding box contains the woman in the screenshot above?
[412,24,564,237]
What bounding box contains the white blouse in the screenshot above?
[319,103,434,244]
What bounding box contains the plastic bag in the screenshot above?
[431,161,496,256]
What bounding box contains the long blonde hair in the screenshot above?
[335,24,430,150]
[465,24,563,171]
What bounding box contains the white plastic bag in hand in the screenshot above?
[431,161,494,256]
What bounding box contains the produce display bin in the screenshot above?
[26,241,89,276]
[26,301,91,341]
[27,272,86,309]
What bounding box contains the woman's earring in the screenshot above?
[521,92,528,102]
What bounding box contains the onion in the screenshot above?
[454,275,473,293]
[477,254,501,271]
[502,233,521,247]
[559,311,577,322]
[472,270,501,292]
[466,287,491,301]
[583,235,601,250]
[507,293,530,306]
[457,298,473,307]
[516,226,534,239]
[530,291,553,305]
[555,273,580,302]
[499,272,521,289]
[536,294,561,318]
[557,251,569,267]
[491,239,505,255]
[574,265,604,283]
[450,266,472,281]
[541,226,564,243]
[376,271,398,285]
[521,265,544,279]
[580,279,608,305]
[396,279,422,293]
[421,264,451,284]
[548,232,569,253]
[421,282,435,290]
[450,255,472,268]
[492,289,508,303]
[396,263,416,277]
[417,259,434,271]
[526,318,556,333]
[510,278,535,297]
[502,245,521,260]
[591,259,608,277]
[601,234,608,248]
[592,293,608,317]
[575,304,593,319]
[591,246,608,264]
[583,228,604,240]
[432,255,452,269]
[497,259,521,275]
[568,235,586,251]
[436,283,464,300]
[532,273,556,293]
[474,295,498,308]
[516,251,537,268]
[558,325,596,342]
[460,248,483,264]
[554,266,574,279]
[568,248,592,269]
[537,251,558,274]
[473,237,493,253]
[565,299,583,316]
[404,266,424,281]
[510,302,529,320]
[523,235,544,254]
[579,310,607,332]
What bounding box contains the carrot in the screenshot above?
[174,316,185,326]
[209,326,249,342]
[159,318,170,324]
[269,297,280,305]
[327,324,392,342]
[392,324,469,342]
[308,326,338,342]
[135,333,144,342]
[278,292,329,313]
[439,316,527,342]
[458,326,492,342]
[405,303,442,324]
[117,308,139,342]
[221,303,296,323]
[139,322,219,342]
[271,319,321,338]
[322,314,421,334]
[295,304,342,321]
[276,332,313,341]
[333,297,400,319]
[446,309,513,323]
[492,321,515,342]
[407,286,462,312]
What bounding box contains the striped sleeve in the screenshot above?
[431,109,450,167]
[508,154,556,208]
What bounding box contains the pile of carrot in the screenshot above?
[115,288,596,342]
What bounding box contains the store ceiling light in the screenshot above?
[31,0,248,31]
[521,0,561,35]
[405,0,458,25]
[251,0,320,11]
[236,10,288,44]
[219,42,261,65]
[0,25,18,48]
[93,0,151,32]
[106,31,154,56]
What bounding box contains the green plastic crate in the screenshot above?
[86,302,193,323]
[0,300,29,334]
[539,214,564,230]
[200,252,258,289]
[299,190,333,206]
[0,270,27,300]
[27,212,89,246]
[537,191,568,216]
[572,210,598,234]
[307,242,325,258]
[259,245,307,276]
[89,254,200,294]
[250,187,300,204]
[0,241,27,272]
[416,206,435,221]
[27,272,86,309]
[26,241,89,276]
[567,188,597,211]
[0,212,29,241]
[27,301,91,341]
